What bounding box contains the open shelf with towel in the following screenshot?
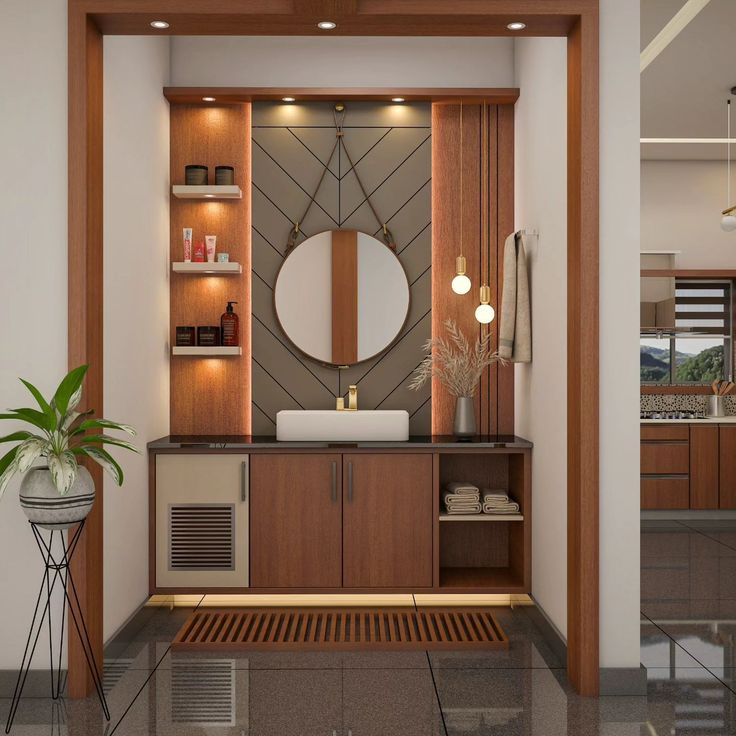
[436,450,530,593]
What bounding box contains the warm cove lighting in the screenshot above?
[150,20,169,29]
[641,138,736,144]
[507,21,526,30]
[392,97,405,103]
[317,20,337,29]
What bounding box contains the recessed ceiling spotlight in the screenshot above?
[282,97,296,102]
[204,194,215,198]
[317,20,337,30]
[150,20,170,29]
[202,97,216,102]
[507,21,526,30]
[391,97,405,103]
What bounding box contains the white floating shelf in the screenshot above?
[439,514,524,522]
[172,185,242,200]
[172,346,242,357]
[172,262,242,274]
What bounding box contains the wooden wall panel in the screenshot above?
[431,103,514,436]
[169,105,251,434]
[67,8,104,699]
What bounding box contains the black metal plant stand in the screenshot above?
[5,521,110,734]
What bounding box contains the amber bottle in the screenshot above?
[221,301,239,347]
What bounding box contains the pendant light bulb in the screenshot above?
[451,255,472,294]
[722,215,736,232]
[475,285,495,324]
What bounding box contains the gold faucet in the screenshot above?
[348,385,358,411]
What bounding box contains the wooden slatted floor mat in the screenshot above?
[171,608,508,651]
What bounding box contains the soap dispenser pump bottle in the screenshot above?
[221,301,239,347]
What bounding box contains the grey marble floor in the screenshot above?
[5,520,736,734]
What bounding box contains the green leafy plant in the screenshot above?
[0,365,139,497]
[409,319,506,397]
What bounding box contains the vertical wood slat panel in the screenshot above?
[67,8,104,699]
[169,104,252,434]
[432,103,513,435]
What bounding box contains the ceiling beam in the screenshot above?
[640,0,711,73]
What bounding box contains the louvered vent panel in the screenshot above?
[169,504,235,571]
[171,659,235,726]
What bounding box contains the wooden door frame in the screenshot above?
[68,0,599,696]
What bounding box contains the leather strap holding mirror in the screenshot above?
[285,104,397,253]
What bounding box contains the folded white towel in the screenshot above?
[445,505,482,515]
[482,489,519,514]
[483,490,509,501]
[442,490,482,514]
[446,482,480,496]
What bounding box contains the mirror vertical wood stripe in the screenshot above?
[331,230,358,365]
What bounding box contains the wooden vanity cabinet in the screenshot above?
[690,425,719,509]
[719,426,736,509]
[250,454,342,588]
[342,454,433,588]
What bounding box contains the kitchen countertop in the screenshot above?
[148,434,534,450]
[641,417,736,424]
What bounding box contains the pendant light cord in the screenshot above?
[460,100,463,259]
[728,99,732,207]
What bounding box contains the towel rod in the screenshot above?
[520,228,539,238]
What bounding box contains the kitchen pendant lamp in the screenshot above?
[451,102,472,294]
[475,284,495,324]
[721,98,736,232]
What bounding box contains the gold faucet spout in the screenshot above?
[348,385,358,411]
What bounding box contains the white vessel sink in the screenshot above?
[276,410,409,442]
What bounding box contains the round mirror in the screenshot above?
[274,230,410,366]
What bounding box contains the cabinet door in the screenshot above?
[156,454,249,588]
[690,425,719,509]
[250,454,342,588]
[343,454,433,588]
[720,426,736,509]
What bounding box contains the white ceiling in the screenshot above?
[641,0,736,160]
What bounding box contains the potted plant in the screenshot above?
[409,319,505,438]
[0,365,138,529]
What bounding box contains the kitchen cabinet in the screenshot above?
[250,454,342,588]
[719,426,736,509]
[690,425,719,509]
[343,454,433,588]
[155,453,249,588]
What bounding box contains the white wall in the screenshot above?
[513,37,568,639]
[514,0,641,671]
[0,0,68,670]
[642,160,736,268]
[599,0,641,670]
[171,36,514,87]
[103,36,170,642]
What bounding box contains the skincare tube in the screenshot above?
[183,228,193,262]
[205,235,217,263]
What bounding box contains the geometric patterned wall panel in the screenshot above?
[251,102,431,435]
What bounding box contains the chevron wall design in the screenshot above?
[251,102,432,435]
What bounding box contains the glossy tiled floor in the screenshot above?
[5,520,736,734]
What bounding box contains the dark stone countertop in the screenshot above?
[147,434,533,450]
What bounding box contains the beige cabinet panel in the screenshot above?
[156,454,249,588]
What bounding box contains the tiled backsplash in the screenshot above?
[641,393,736,415]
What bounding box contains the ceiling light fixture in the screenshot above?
[507,22,526,30]
[451,101,472,295]
[150,20,169,29]
[282,97,296,102]
[317,20,337,30]
[391,97,405,103]
[722,98,736,232]
[202,97,216,102]
[204,194,215,198]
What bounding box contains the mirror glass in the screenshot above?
[274,230,410,366]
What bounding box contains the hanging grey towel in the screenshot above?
[498,231,531,362]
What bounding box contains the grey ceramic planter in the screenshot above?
[19,466,95,530]
[453,396,477,438]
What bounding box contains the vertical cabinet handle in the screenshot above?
[348,461,353,502]
[331,461,337,503]
[240,460,248,502]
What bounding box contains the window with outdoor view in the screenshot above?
[640,280,733,385]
